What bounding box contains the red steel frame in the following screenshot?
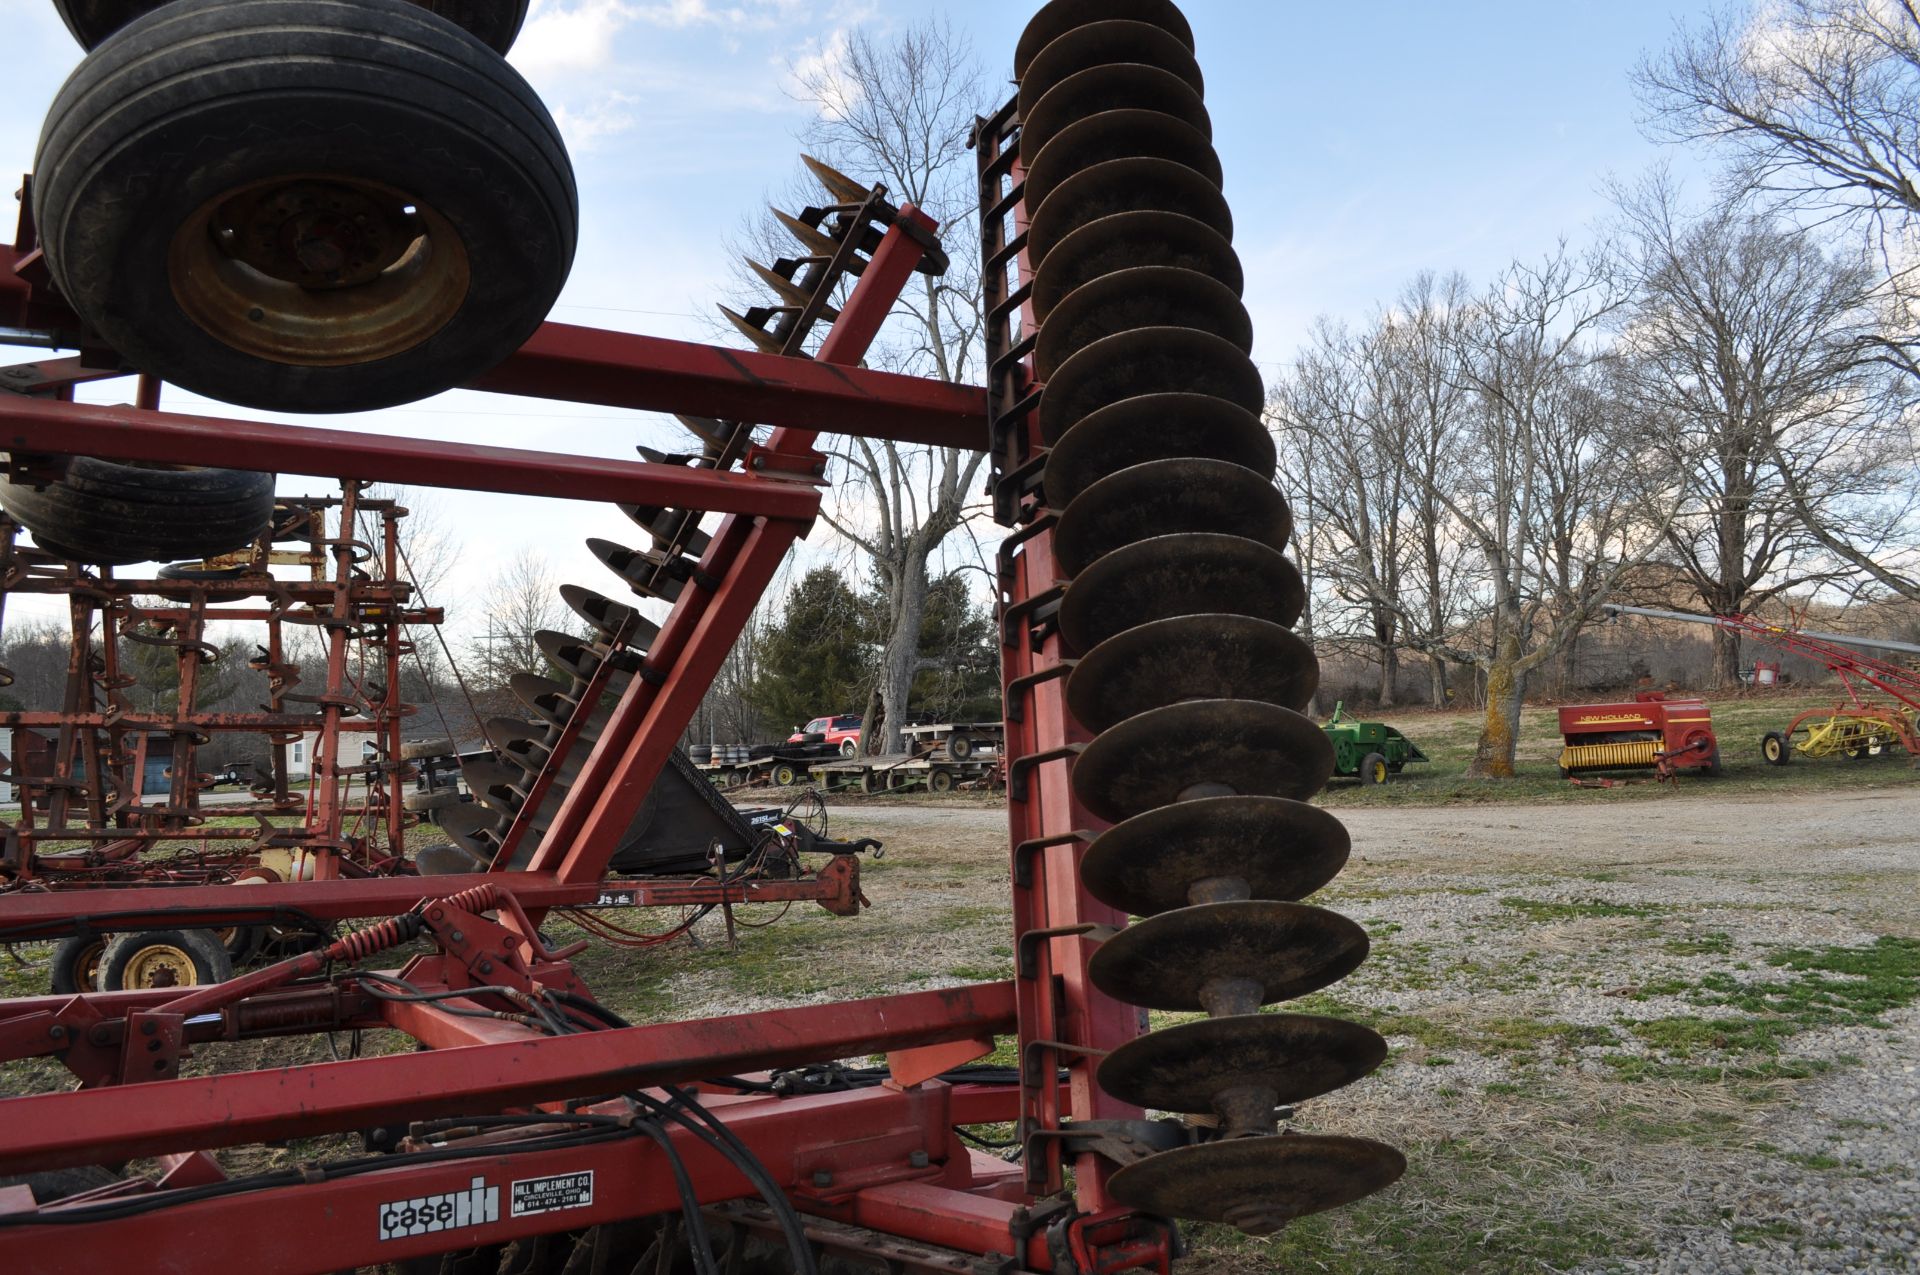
[0,181,1174,1272]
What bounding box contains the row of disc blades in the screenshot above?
[416,174,880,878]
[1012,0,1403,1237]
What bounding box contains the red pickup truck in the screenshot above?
[790,714,863,756]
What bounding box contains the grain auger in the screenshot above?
[979,0,1405,1236]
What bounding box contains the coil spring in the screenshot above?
[329,910,425,963]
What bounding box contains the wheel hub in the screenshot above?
[122,943,197,989]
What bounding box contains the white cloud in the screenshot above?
[511,0,637,80]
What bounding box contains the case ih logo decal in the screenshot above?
[510,1171,595,1218]
[378,1177,498,1241]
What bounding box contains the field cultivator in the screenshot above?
[0,0,1401,1270]
[1605,604,1920,767]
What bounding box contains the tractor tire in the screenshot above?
[403,787,466,813]
[841,739,860,758]
[0,1164,121,1204]
[771,762,801,787]
[96,928,231,991]
[400,737,458,762]
[1358,752,1389,786]
[49,934,109,995]
[929,767,956,794]
[0,457,275,565]
[1761,731,1791,766]
[1703,746,1723,777]
[33,0,576,414]
[946,732,974,760]
[52,0,531,53]
[216,923,263,965]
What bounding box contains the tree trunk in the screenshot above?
[1427,654,1448,708]
[1468,637,1526,778]
[1377,642,1397,708]
[876,543,934,754]
[1712,627,1742,690]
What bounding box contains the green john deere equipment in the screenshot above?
[1322,703,1429,785]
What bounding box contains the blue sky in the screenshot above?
[0,0,1718,636]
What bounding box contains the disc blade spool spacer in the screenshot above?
[1035,266,1249,381]
[1097,1013,1388,1113]
[1081,794,1350,916]
[1024,109,1221,224]
[1107,1135,1406,1235]
[1029,157,1228,270]
[1057,533,1304,653]
[1043,395,1273,508]
[1071,699,1335,821]
[1015,0,1195,79]
[1034,212,1242,323]
[1052,457,1290,576]
[1067,615,1317,731]
[1088,900,1369,1012]
[1039,327,1261,443]
[1019,20,1205,120]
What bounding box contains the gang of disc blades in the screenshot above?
[1015,0,1194,78]
[1057,533,1304,652]
[1038,327,1261,443]
[1024,109,1220,222]
[1029,158,1228,270]
[1043,395,1272,508]
[1020,20,1204,120]
[1034,211,1242,322]
[1052,457,1290,575]
[1035,266,1249,381]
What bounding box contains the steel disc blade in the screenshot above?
[1029,157,1227,271]
[510,673,576,725]
[1044,395,1273,508]
[444,823,503,861]
[462,758,527,796]
[1072,699,1334,821]
[435,801,497,839]
[1082,795,1350,916]
[1035,212,1242,323]
[1058,534,1304,652]
[535,630,598,678]
[1107,1135,1405,1235]
[559,583,643,642]
[1098,1014,1388,1113]
[1089,901,1369,1011]
[415,842,490,877]
[1025,108,1220,226]
[1036,267,1249,381]
[1040,328,1261,443]
[1020,21,1204,118]
[1067,615,1318,731]
[483,716,545,750]
[1053,457,1290,575]
[1015,0,1194,78]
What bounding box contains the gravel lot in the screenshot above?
[823,789,1920,1273]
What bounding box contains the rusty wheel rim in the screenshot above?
[168,175,470,367]
[75,938,107,991]
[122,942,199,989]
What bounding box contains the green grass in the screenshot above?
[1313,690,1920,808]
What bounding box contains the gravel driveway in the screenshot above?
[827,789,1920,1273]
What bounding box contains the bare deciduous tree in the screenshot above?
[467,550,569,688]
[1612,181,1903,682]
[783,19,991,753]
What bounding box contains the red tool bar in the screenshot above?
[0,870,862,937]
[0,980,1016,1170]
[0,393,819,518]
[2,1085,977,1275]
[471,321,988,451]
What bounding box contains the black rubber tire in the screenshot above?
[0,457,274,565]
[689,745,713,763]
[1359,752,1389,786]
[96,928,232,991]
[52,0,531,53]
[400,737,459,762]
[0,1165,121,1204]
[841,739,860,758]
[771,763,800,787]
[929,768,956,794]
[403,787,466,813]
[217,923,263,965]
[1761,731,1790,766]
[946,732,974,760]
[49,934,109,994]
[33,0,576,414]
